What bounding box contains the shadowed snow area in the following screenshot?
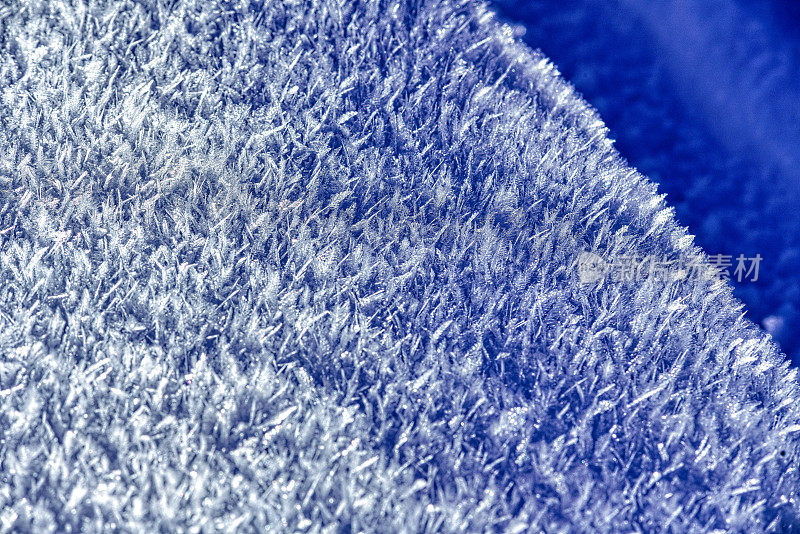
[1,0,800,531]
[493,0,800,362]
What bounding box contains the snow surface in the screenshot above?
[1,0,799,531]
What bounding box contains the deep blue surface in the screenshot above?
[492,0,800,363]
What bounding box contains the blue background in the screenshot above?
[492,0,800,364]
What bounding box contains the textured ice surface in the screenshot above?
[493,0,800,362]
[1,0,799,531]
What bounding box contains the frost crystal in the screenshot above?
[0,0,798,531]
